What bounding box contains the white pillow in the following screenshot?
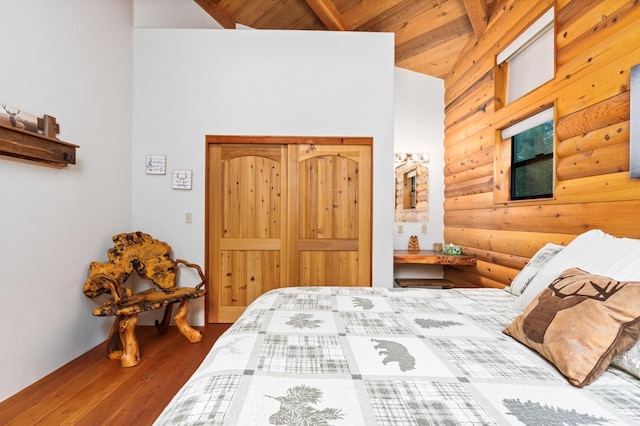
[507,243,564,296]
[612,340,640,379]
[513,230,640,311]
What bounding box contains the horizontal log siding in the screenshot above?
[443,0,640,288]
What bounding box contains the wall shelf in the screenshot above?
[0,123,77,167]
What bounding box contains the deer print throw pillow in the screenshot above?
[503,268,640,387]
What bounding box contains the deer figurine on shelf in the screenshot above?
[408,235,420,251]
[2,104,25,129]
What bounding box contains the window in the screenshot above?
[502,108,554,200]
[511,121,554,199]
[497,7,554,106]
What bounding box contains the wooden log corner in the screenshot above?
[0,122,78,166]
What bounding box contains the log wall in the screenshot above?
[442,0,640,288]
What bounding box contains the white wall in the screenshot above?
[0,0,133,402]
[393,68,445,279]
[132,29,396,327]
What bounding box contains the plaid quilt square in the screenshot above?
[155,373,242,425]
[430,337,558,381]
[364,379,496,425]
[340,312,414,335]
[256,334,350,374]
[387,296,461,314]
[275,293,333,310]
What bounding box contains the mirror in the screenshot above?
[395,153,428,222]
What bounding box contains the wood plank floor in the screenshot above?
[0,324,230,425]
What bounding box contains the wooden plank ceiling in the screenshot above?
[195,0,496,79]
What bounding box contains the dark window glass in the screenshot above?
[511,120,554,200]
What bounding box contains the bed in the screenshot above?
[155,230,640,425]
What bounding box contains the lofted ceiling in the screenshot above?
[194,0,496,79]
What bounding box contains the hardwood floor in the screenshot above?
[0,324,231,425]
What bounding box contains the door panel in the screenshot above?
[220,250,280,306]
[298,154,359,239]
[223,150,283,239]
[209,144,287,323]
[298,251,359,286]
[291,144,371,288]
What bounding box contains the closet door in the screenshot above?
[208,144,288,323]
[290,144,371,287]
[207,139,372,323]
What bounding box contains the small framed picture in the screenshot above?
[145,155,166,175]
[172,170,192,190]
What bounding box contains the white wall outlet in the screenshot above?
[398,224,403,233]
[185,212,193,224]
[421,224,427,233]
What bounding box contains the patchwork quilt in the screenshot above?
[154,287,640,425]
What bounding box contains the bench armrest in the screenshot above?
[176,259,206,290]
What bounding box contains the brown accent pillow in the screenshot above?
[503,267,640,387]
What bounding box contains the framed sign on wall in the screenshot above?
[172,170,192,190]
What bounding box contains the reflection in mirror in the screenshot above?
[395,153,428,222]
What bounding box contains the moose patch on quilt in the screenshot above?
[504,267,640,387]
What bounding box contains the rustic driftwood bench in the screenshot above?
[83,232,206,367]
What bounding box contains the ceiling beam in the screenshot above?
[304,0,349,31]
[462,0,488,38]
[194,0,236,29]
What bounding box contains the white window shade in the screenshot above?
[502,108,554,140]
[498,7,554,64]
[498,7,555,104]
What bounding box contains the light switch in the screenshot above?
[185,212,193,224]
[421,224,427,233]
[398,224,403,233]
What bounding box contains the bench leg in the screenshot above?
[106,316,123,361]
[119,314,141,367]
[174,299,203,343]
[155,304,173,335]
[104,315,141,367]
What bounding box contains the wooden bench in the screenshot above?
[83,232,206,367]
